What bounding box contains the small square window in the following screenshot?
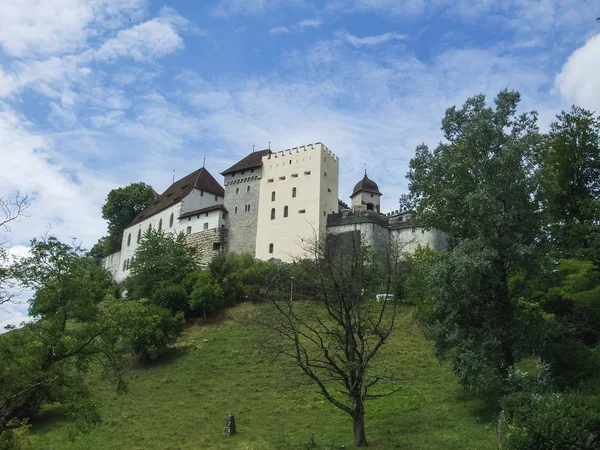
[204,222,208,230]
[291,173,298,178]
[186,226,192,235]
[268,178,274,183]
[304,171,311,175]
[298,209,306,214]
[279,176,285,180]
[213,242,221,251]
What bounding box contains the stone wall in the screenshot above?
[186,228,228,267]
[223,169,262,256]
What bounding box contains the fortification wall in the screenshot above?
[186,228,228,267]
[102,251,121,281]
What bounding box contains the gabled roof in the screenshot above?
[179,204,228,219]
[130,167,225,226]
[221,149,272,175]
[351,174,382,197]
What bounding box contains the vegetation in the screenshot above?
[23,304,497,450]
[90,182,157,258]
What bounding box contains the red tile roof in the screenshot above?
[130,167,224,226]
[221,149,272,175]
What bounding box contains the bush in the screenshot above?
[499,392,600,450]
[189,271,224,318]
[128,304,185,360]
[151,285,189,316]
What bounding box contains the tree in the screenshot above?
[189,270,224,319]
[1,237,128,440]
[101,182,156,255]
[538,106,600,265]
[401,90,543,396]
[126,229,197,300]
[0,193,28,307]
[261,234,407,447]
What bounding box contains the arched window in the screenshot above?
[158,219,162,231]
[292,187,297,198]
[235,206,238,214]
[269,243,274,254]
[148,223,152,232]
[236,188,239,194]
[127,233,131,246]
[247,203,250,212]
[284,206,289,217]
[271,191,276,201]
[122,259,127,271]
[247,185,250,192]
[169,212,174,228]
[137,229,141,243]
[271,208,276,220]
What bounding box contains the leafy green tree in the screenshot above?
[189,271,224,318]
[539,107,600,264]
[401,90,543,395]
[151,285,189,315]
[208,253,255,305]
[126,229,197,300]
[101,182,156,255]
[1,237,128,440]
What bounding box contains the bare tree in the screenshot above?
[0,193,28,307]
[260,230,409,447]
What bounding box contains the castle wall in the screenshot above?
[186,228,228,267]
[223,168,262,255]
[102,251,121,280]
[255,143,339,262]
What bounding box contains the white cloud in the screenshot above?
[270,26,290,35]
[212,0,304,18]
[555,33,600,113]
[0,0,144,58]
[335,30,408,47]
[298,18,323,29]
[96,7,187,62]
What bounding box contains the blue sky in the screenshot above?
[1,0,599,327]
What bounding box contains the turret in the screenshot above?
[350,171,382,213]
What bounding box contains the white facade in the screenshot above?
[111,189,226,282]
[255,142,339,262]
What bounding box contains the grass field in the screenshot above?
[26,303,497,449]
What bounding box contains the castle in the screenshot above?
[103,142,445,281]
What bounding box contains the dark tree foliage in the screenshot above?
[101,182,156,256]
[538,106,600,265]
[401,90,543,396]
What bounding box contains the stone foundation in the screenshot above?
[186,228,228,267]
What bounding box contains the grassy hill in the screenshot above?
[26,303,496,449]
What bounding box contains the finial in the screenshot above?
[203,156,206,168]
[364,164,367,176]
[172,169,175,184]
[252,144,255,153]
[268,140,271,150]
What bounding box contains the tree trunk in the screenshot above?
[203,307,206,320]
[352,404,368,447]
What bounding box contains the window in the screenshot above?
[205,212,209,217]
[244,204,247,212]
[291,173,298,178]
[247,186,250,192]
[201,191,204,197]
[169,212,174,228]
[241,170,245,175]
[232,172,236,177]
[271,208,276,220]
[292,187,297,198]
[236,188,239,194]
[127,233,131,246]
[148,223,152,232]
[304,171,311,175]
[213,242,221,251]
[324,172,327,177]
[247,203,251,212]
[284,206,288,218]
[215,195,218,201]
[289,160,292,164]
[279,176,285,180]
[328,188,332,193]
[298,209,306,214]
[324,211,326,216]
[271,191,276,201]
[158,219,162,231]
[269,243,274,254]
[235,206,238,214]
[188,217,191,221]
[186,226,192,235]
[137,229,141,243]
[251,169,254,173]
[123,260,126,271]
[267,178,274,183]
[204,222,209,230]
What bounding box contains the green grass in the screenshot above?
[26,303,496,449]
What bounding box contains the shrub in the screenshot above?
[499,392,600,450]
[128,304,185,360]
[151,284,189,316]
[189,271,224,319]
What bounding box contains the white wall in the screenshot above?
[181,188,224,214]
[255,143,339,262]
